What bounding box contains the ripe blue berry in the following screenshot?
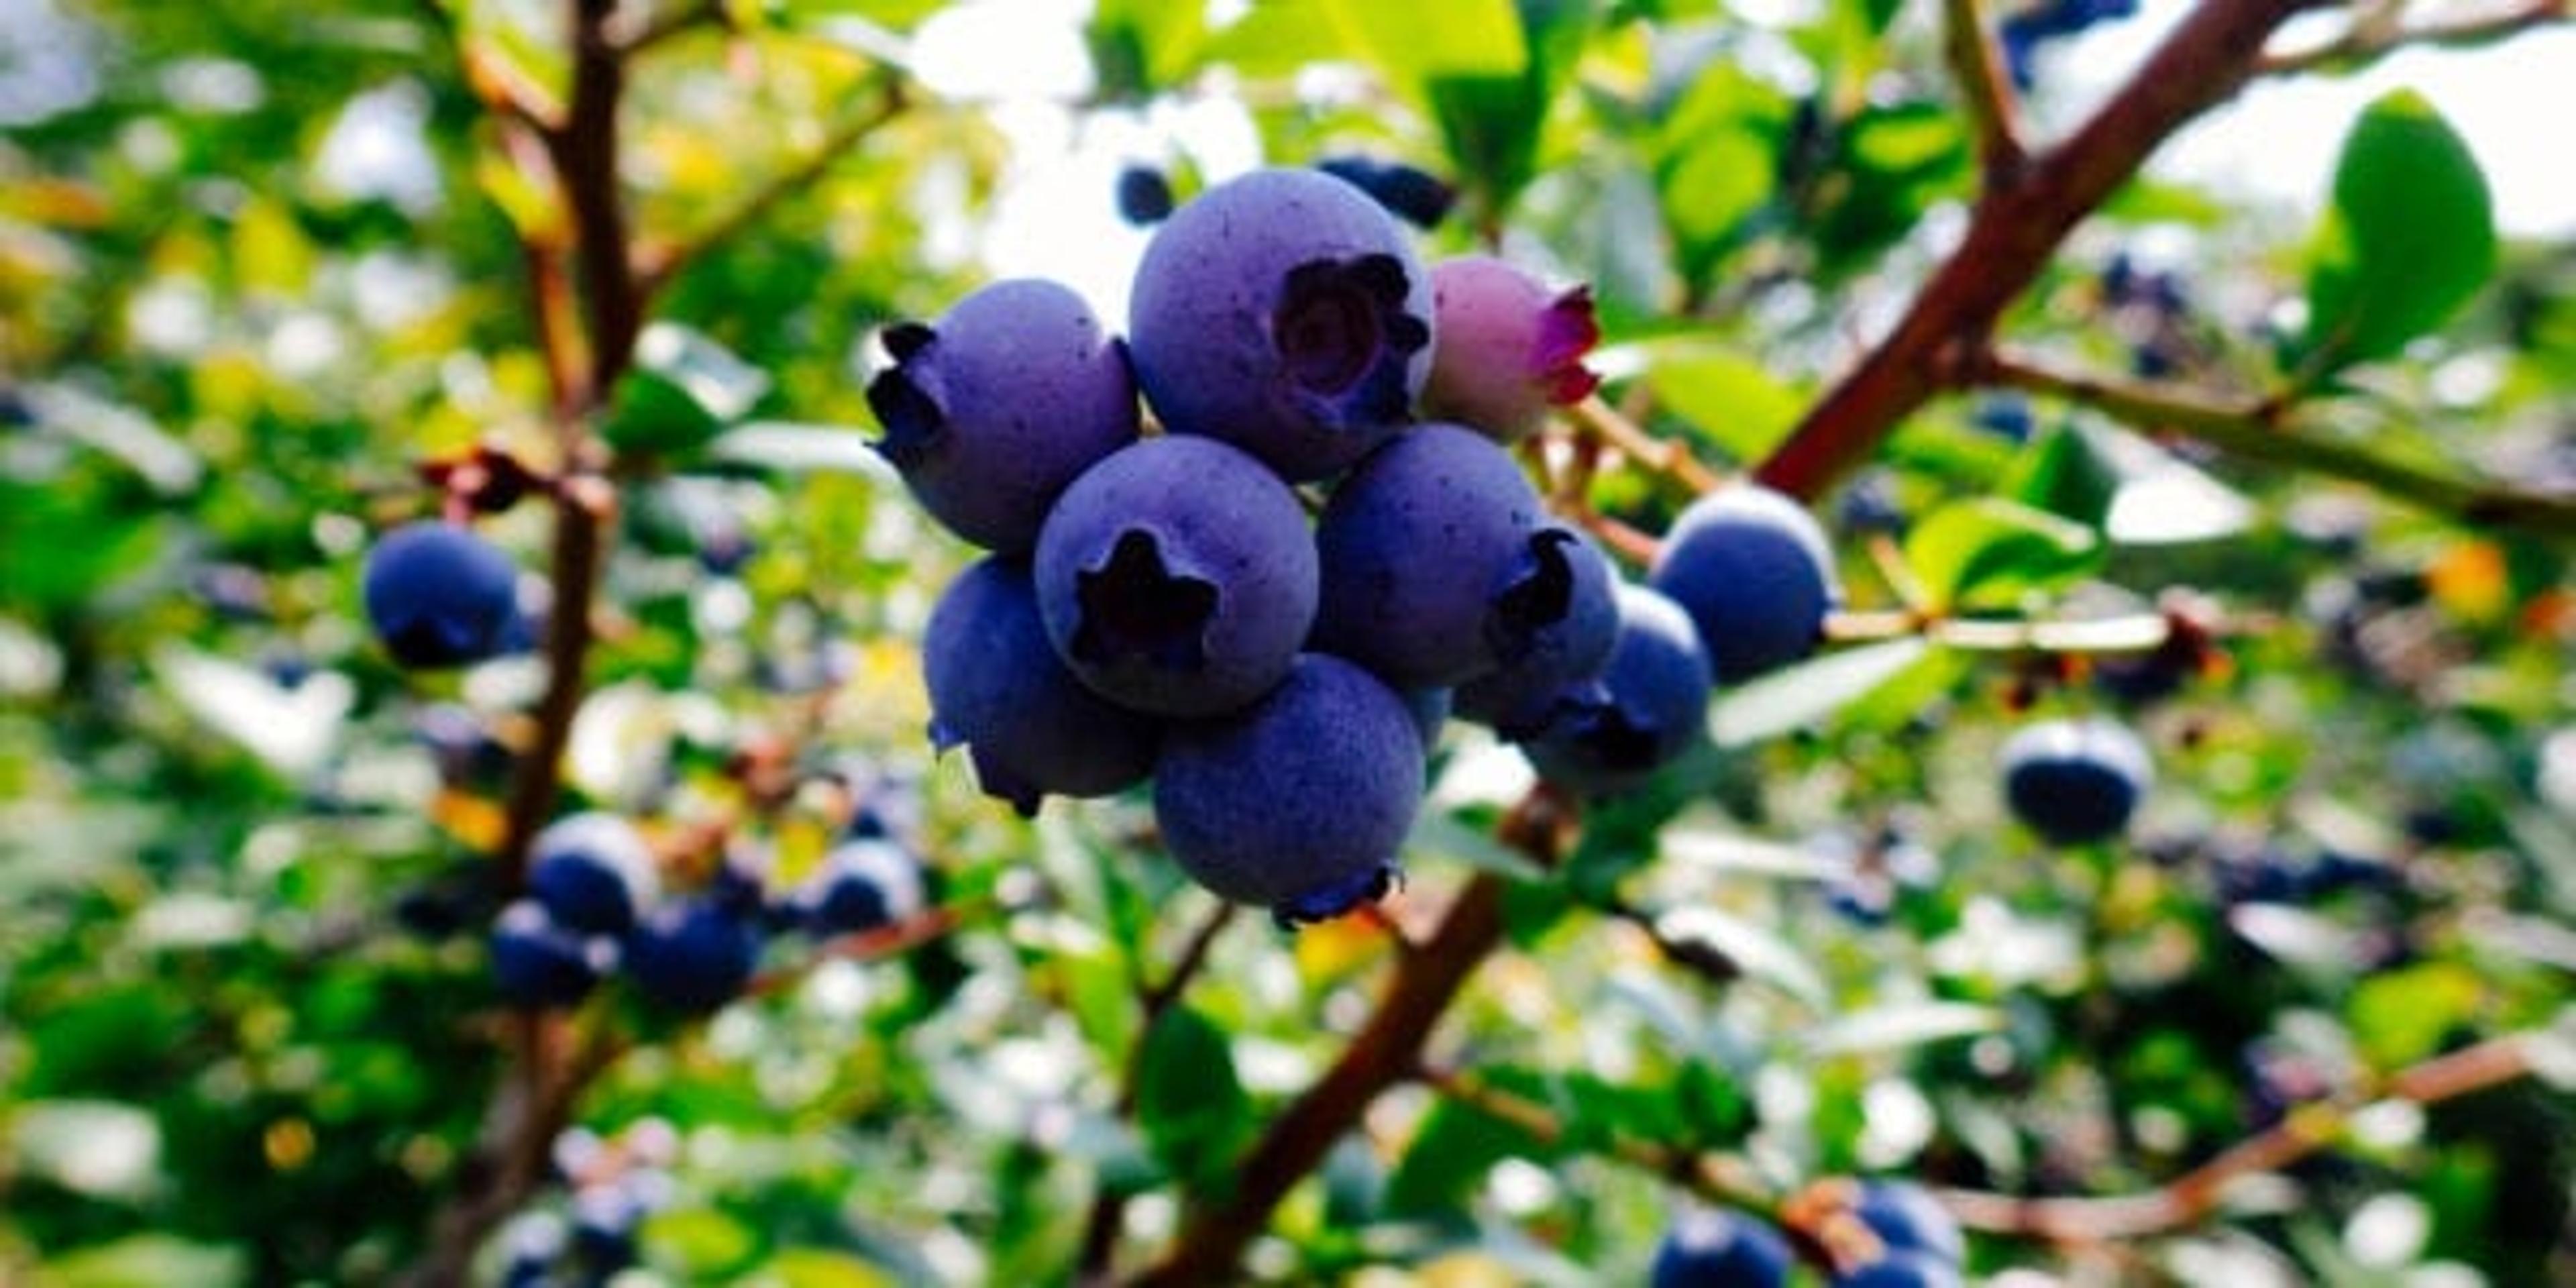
[1452,524,1620,738]
[1127,166,1434,481]
[362,520,526,669]
[1648,484,1839,685]
[622,897,763,1014]
[1650,1207,1793,1287]
[1313,154,1457,229]
[866,278,1141,553]
[527,812,660,936]
[1521,584,1713,798]
[1848,1179,1966,1265]
[1035,436,1318,718]
[490,900,614,1010]
[1310,423,1552,690]
[1998,716,2152,846]
[925,556,1161,814]
[1152,653,1424,922]
[1421,256,1601,443]
[1115,164,1175,225]
[795,837,926,936]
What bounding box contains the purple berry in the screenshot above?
[866,278,1141,553]
[1452,524,1620,737]
[1648,484,1839,685]
[1848,1179,1966,1265]
[1650,1207,1792,1287]
[1421,256,1602,443]
[795,837,926,936]
[925,556,1161,814]
[622,898,762,1014]
[1311,423,1556,689]
[527,812,661,936]
[490,900,614,1010]
[1115,164,1174,225]
[1152,653,1424,921]
[1127,167,1434,482]
[1998,717,2151,846]
[1035,436,1318,718]
[1522,584,1713,798]
[362,520,526,669]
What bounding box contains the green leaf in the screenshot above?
[1384,1067,1557,1216]
[1804,1001,2006,1057]
[34,1236,244,1288]
[642,1207,766,1279]
[1321,0,1527,99]
[1085,0,1209,99]
[1651,65,1789,284]
[1708,637,1931,748]
[2348,961,2485,1069]
[742,1248,900,1288]
[2300,90,2497,374]
[707,422,900,481]
[604,323,771,456]
[1640,339,1806,462]
[1903,497,2102,611]
[1134,1006,1253,1191]
[2005,425,2116,531]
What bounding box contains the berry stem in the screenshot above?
[1939,0,2029,182]
[1970,349,2576,537]
[1566,394,1727,497]
[2257,0,2570,76]
[1937,1027,2548,1242]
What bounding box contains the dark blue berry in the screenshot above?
[1313,154,1457,229]
[926,555,1161,814]
[1521,584,1713,798]
[1452,523,1621,739]
[622,898,763,1014]
[1650,1206,1793,1287]
[796,837,925,936]
[1999,717,2152,846]
[1648,484,1838,686]
[362,521,526,669]
[490,900,612,1010]
[1116,164,1175,225]
[527,812,660,936]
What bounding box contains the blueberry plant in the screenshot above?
[6,0,2576,1285]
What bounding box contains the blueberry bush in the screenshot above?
[7,1,2576,1284]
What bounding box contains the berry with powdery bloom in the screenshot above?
[1421,255,1602,444]
[1127,166,1435,482]
[362,521,527,669]
[924,555,1160,815]
[865,278,1140,553]
[1521,584,1714,798]
[1649,483,1841,685]
[1035,436,1318,718]
[1152,653,1424,925]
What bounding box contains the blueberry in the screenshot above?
[569,1184,645,1273]
[1152,653,1424,921]
[1313,154,1458,229]
[1648,484,1839,685]
[1127,166,1435,482]
[796,837,926,937]
[1311,424,1559,688]
[1116,163,1175,225]
[1421,256,1601,443]
[1848,1179,1966,1266]
[925,556,1160,814]
[865,278,1141,553]
[527,812,661,936]
[1034,436,1318,718]
[490,900,615,1010]
[622,898,763,1014]
[362,520,527,669]
[1650,1206,1793,1287]
[1521,584,1714,798]
[1998,717,2153,846]
[1452,523,1621,739]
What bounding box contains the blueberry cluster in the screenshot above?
[875,165,1744,926]
[496,1120,681,1287]
[490,805,926,1013]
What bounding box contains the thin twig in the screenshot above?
[1566,394,1729,496]
[2259,0,2571,75]
[1755,0,2335,501]
[1941,0,2028,181]
[635,77,911,292]
[1419,1064,1778,1211]
[1972,350,2576,537]
[1940,1030,2543,1242]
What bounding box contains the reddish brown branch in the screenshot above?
[1940,1031,2542,1243]
[1754,0,2332,502]
[1125,873,1515,1287]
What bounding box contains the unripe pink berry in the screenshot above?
[1421,256,1601,443]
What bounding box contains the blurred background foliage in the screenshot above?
[4,0,2575,1283]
